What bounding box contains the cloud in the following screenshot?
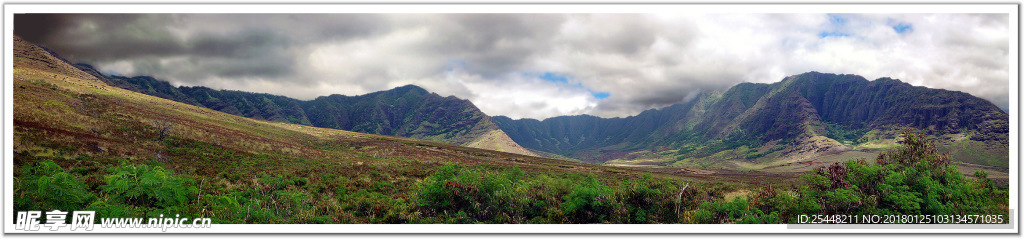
[15,13,1010,119]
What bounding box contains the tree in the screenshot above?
[154,118,175,141]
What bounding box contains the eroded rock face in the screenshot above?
[785,72,1007,139]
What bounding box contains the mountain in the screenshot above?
[15,34,709,224]
[492,101,697,157]
[18,33,1006,170]
[73,67,535,157]
[496,72,1009,168]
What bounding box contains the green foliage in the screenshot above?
[415,165,704,224]
[692,188,784,224]
[784,129,1008,220]
[416,165,536,223]
[824,122,867,144]
[561,174,614,223]
[685,129,1009,224]
[744,146,785,160]
[100,163,198,208]
[339,189,412,223]
[15,161,96,211]
[85,200,145,218]
[615,174,678,223]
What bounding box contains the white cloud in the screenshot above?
[38,13,1009,119]
[437,68,600,120]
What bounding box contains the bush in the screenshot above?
[694,197,779,224]
[101,163,198,208]
[561,174,615,223]
[15,161,96,211]
[416,165,531,223]
[340,189,411,223]
[787,129,1007,220]
[616,174,676,223]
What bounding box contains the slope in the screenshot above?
[16,35,757,224]
[74,66,535,156]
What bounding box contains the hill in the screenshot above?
[12,34,727,224]
[72,66,535,156]
[496,72,1009,169]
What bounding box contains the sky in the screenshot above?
[15,13,1011,120]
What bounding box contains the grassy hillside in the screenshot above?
[89,71,535,156]
[11,35,727,223]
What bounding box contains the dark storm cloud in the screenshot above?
[15,14,395,84]
[14,14,73,43]
[18,14,180,60]
[13,13,1010,119]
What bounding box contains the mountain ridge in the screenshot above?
[99,74,537,156]
[20,34,1006,170]
[26,36,536,157]
[496,71,1009,168]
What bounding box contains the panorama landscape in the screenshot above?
[10,13,1011,227]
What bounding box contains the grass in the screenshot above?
[13,64,734,224]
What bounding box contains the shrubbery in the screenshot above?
[792,129,1007,218]
[100,163,198,208]
[14,161,96,211]
[415,165,698,223]
[12,129,1007,224]
[560,174,615,223]
[691,129,1008,223]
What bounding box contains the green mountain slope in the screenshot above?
[496,72,1009,168]
[76,68,535,156]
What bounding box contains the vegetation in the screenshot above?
[824,122,868,145]
[688,129,1008,223]
[11,35,1009,225]
[17,130,1004,224]
[14,161,96,212]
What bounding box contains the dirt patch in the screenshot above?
[679,168,715,175]
[724,190,751,202]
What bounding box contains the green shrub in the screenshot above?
[203,195,244,223]
[787,129,1007,221]
[616,174,676,223]
[694,197,780,224]
[416,165,530,222]
[101,163,198,208]
[85,200,145,218]
[561,174,614,223]
[340,189,411,223]
[15,161,96,211]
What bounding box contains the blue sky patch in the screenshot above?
[539,72,570,84]
[819,14,850,39]
[535,72,610,100]
[892,22,913,34]
[828,14,847,26]
[818,31,849,38]
[590,91,611,99]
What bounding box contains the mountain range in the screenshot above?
[30,35,1008,170]
[496,73,1009,169]
[76,70,537,157]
